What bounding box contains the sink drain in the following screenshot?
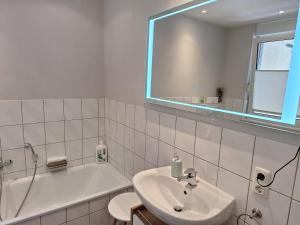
[173,206,183,212]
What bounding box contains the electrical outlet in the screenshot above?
[252,167,271,198]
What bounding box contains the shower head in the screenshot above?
[25,143,38,164]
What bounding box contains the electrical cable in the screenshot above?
[257,145,300,187]
[237,213,261,225]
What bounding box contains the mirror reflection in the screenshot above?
[151,0,300,123]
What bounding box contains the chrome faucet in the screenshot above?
[177,168,198,186]
[0,158,13,169]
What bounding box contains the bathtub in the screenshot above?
[1,163,132,225]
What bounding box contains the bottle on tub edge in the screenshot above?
[96,140,108,163]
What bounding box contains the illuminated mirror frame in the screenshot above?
[145,0,300,125]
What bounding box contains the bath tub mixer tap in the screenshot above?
[0,158,13,169]
[25,143,38,163]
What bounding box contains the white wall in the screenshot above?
[221,25,255,99]
[103,0,192,105]
[152,15,226,98]
[0,0,104,99]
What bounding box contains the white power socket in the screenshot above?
[252,167,271,198]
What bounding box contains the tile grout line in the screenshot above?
[286,151,300,225]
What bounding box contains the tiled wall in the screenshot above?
[0,98,105,180]
[104,98,300,225]
[1,97,300,225]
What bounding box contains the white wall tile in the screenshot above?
[252,138,298,197]
[116,124,125,145]
[109,100,117,121]
[44,99,64,122]
[65,120,82,141]
[175,117,196,154]
[83,118,98,138]
[22,99,44,124]
[67,215,89,225]
[109,120,117,141]
[46,143,65,159]
[105,119,110,137]
[89,195,109,213]
[158,141,174,167]
[247,188,290,225]
[90,209,109,225]
[105,98,110,118]
[99,118,105,136]
[83,138,98,158]
[116,144,125,173]
[134,155,145,175]
[0,100,22,126]
[83,157,95,164]
[125,104,135,128]
[64,99,82,120]
[25,145,46,169]
[125,149,134,175]
[294,163,300,201]
[135,106,146,133]
[41,209,66,225]
[146,109,159,138]
[17,217,41,225]
[194,157,218,186]
[124,127,134,151]
[24,123,45,146]
[220,129,255,178]
[221,216,238,225]
[145,136,159,166]
[134,131,145,158]
[195,122,221,165]
[98,98,105,118]
[82,98,98,119]
[45,121,64,144]
[0,125,24,150]
[2,148,26,173]
[66,140,83,161]
[175,148,194,171]
[4,170,26,181]
[159,113,176,146]
[67,202,89,221]
[117,101,126,124]
[217,168,249,216]
[288,200,300,225]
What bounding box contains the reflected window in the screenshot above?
[257,39,294,71]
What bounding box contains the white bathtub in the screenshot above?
[1,163,132,225]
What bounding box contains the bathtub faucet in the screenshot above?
[25,143,38,163]
[0,158,13,169]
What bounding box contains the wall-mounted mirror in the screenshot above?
[145,0,300,129]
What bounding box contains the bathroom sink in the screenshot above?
[133,167,235,225]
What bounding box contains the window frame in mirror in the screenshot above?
[145,0,300,126]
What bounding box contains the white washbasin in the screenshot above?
[133,167,235,225]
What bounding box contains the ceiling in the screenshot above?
[183,0,299,27]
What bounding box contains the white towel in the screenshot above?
[47,156,67,165]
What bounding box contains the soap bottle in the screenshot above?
[96,140,107,163]
[171,155,183,178]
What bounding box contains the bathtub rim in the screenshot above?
[1,163,132,225]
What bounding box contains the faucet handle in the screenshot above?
[184,168,197,177]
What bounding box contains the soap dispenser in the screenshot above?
[96,140,107,163]
[171,155,183,178]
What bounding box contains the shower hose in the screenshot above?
[15,162,37,217]
[0,160,37,221]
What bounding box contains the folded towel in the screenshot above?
[47,156,68,169]
[47,156,67,165]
